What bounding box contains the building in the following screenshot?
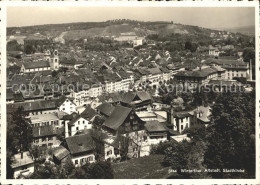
[7,100,58,116]
[167,109,191,134]
[80,106,98,122]
[208,45,220,57]
[30,112,61,127]
[65,114,92,138]
[56,96,77,115]
[174,66,226,87]
[53,146,70,165]
[133,38,144,47]
[120,91,152,111]
[64,134,95,166]
[102,105,145,136]
[144,120,168,145]
[32,125,60,148]
[136,111,157,122]
[96,102,115,118]
[114,32,138,42]
[11,152,34,179]
[21,60,51,73]
[189,106,211,127]
[206,59,249,80]
[45,50,59,70]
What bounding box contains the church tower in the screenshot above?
[49,49,59,70]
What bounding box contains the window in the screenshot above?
[42,137,46,142]
[63,108,65,111]
[87,156,93,162]
[107,150,112,156]
[78,121,80,125]
[48,136,53,141]
[76,127,79,131]
[83,121,85,124]
[181,125,184,130]
[75,160,78,165]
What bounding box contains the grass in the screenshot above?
[112,154,170,179]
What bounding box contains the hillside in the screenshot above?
[7,20,217,41]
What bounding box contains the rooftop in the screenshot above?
[11,151,34,169]
[65,134,94,155]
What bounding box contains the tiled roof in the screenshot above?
[11,151,34,168]
[8,99,57,112]
[53,146,70,161]
[23,60,50,69]
[121,91,151,104]
[96,102,115,117]
[103,105,132,130]
[174,67,218,78]
[145,120,169,132]
[33,125,56,138]
[81,106,97,120]
[65,134,94,155]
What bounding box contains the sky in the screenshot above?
[7,6,255,29]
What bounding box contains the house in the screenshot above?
[32,125,60,148]
[144,120,168,145]
[56,95,77,115]
[64,134,95,166]
[11,151,34,179]
[120,91,152,111]
[96,102,115,117]
[102,105,145,136]
[65,114,92,138]
[53,145,70,165]
[167,109,191,134]
[90,130,121,161]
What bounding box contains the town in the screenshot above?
[6,18,255,179]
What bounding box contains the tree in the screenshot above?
[204,92,255,178]
[242,47,255,63]
[7,106,33,178]
[7,40,22,51]
[7,106,33,156]
[24,44,36,54]
[73,161,114,179]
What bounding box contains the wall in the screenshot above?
[72,153,95,167]
[59,98,76,114]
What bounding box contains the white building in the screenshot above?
[57,96,77,115]
[65,134,95,167]
[65,115,92,138]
